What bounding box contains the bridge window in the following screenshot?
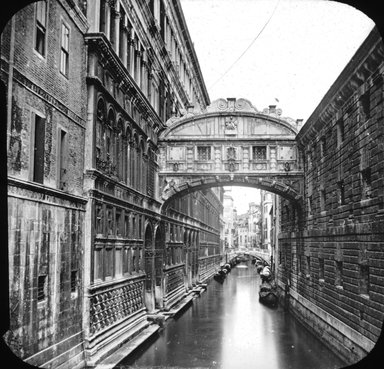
[252,146,267,160]
[197,146,211,161]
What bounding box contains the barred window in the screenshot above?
[70,270,77,293]
[38,275,47,301]
[252,146,266,160]
[197,146,211,161]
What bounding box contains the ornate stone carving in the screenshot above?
[89,280,144,336]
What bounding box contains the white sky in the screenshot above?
[180,0,375,211]
[180,0,374,122]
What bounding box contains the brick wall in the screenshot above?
[3,1,88,368]
[278,28,384,364]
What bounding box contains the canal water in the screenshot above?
[116,262,346,369]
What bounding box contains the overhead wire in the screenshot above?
[208,0,281,90]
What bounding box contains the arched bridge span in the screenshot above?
[158,98,304,206]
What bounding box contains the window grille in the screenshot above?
[252,146,266,160]
[197,146,211,161]
[37,275,47,301]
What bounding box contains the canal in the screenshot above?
[116,262,347,369]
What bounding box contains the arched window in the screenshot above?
[125,126,131,185]
[116,118,124,180]
[130,134,138,188]
[138,139,145,192]
[96,98,106,165]
[106,108,116,176]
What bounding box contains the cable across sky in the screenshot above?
[208,0,281,90]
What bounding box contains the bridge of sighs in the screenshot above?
[158,98,305,207]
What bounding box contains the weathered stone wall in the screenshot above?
[278,27,384,365]
[2,1,88,368]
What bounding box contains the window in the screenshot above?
[197,146,211,161]
[320,137,326,158]
[35,1,47,56]
[319,258,324,281]
[359,264,370,296]
[58,128,67,190]
[361,168,372,199]
[60,23,70,76]
[336,119,344,147]
[306,256,311,278]
[320,188,326,211]
[37,275,47,301]
[116,211,121,236]
[70,270,77,293]
[337,180,345,205]
[359,90,370,120]
[33,114,46,184]
[96,204,104,234]
[335,261,343,287]
[252,146,267,160]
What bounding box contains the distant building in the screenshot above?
[261,191,273,251]
[223,191,236,250]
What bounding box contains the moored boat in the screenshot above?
[259,281,278,307]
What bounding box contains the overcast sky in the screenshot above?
[180,0,374,122]
[180,0,375,212]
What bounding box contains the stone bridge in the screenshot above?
[158,98,304,206]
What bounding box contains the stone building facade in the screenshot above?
[2,0,223,368]
[2,1,88,367]
[278,27,384,365]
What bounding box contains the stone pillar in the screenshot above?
[214,145,221,171]
[270,146,277,171]
[242,146,249,171]
[186,146,194,172]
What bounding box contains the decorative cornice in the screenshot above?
[85,33,164,130]
[8,176,88,206]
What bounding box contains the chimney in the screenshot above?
[296,119,303,126]
[187,105,194,113]
[269,105,276,114]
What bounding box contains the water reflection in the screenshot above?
[117,262,346,369]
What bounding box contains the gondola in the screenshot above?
[259,281,278,307]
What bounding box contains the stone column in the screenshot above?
[242,146,249,171]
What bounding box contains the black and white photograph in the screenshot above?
[1,0,384,368]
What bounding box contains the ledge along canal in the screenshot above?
[115,261,346,369]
